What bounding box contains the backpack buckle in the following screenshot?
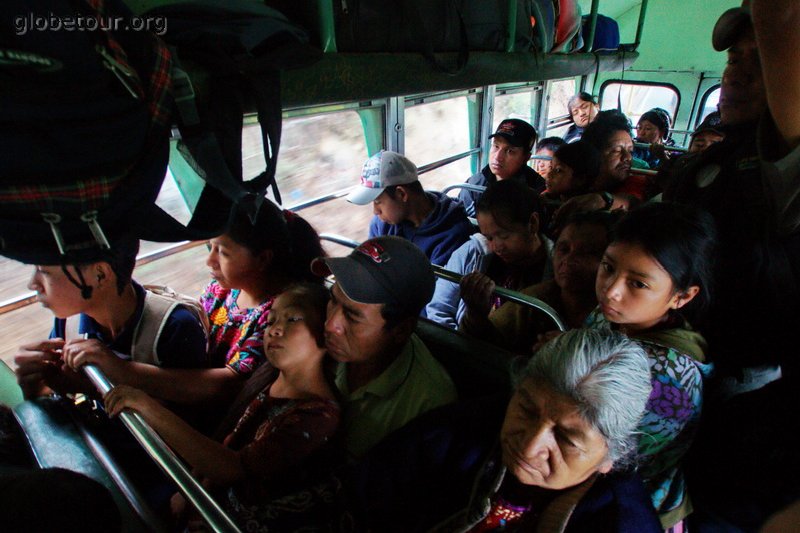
[80,211,111,250]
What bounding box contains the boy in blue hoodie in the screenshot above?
[348,151,475,268]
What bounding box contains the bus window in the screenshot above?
[697,86,721,126]
[243,109,369,206]
[545,78,577,138]
[242,108,372,243]
[599,81,679,127]
[405,94,473,191]
[493,85,538,131]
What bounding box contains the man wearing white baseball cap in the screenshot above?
[347,151,474,268]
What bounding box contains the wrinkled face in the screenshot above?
[635,119,661,144]
[489,137,529,180]
[324,283,394,364]
[570,100,598,128]
[28,265,91,318]
[534,148,555,179]
[688,131,724,153]
[264,293,325,372]
[719,27,766,126]
[552,223,607,294]
[600,131,633,186]
[477,211,538,266]
[546,156,578,196]
[372,190,407,225]
[595,242,684,333]
[501,378,613,490]
[207,234,264,291]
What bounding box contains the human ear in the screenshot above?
[672,285,700,309]
[258,249,274,271]
[395,186,410,203]
[528,212,540,235]
[598,458,614,475]
[91,263,111,287]
[391,316,416,344]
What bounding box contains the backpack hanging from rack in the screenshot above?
[137,0,322,237]
[0,0,179,265]
[0,0,319,266]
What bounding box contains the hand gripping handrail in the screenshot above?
[81,364,242,533]
[318,234,567,332]
[430,265,566,332]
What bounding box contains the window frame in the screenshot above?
[598,79,681,126]
[696,84,721,127]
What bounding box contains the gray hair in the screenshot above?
[512,329,652,466]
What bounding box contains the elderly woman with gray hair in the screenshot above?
[437,328,661,532]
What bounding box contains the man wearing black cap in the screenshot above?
[458,118,545,217]
[687,112,724,153]
[319,236,457,459]
[663,2,800,530]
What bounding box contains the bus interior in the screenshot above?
[2,0,798,531]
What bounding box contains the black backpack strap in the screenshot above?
[244,69,282,205]
[169,48,262,222]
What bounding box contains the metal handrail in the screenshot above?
[417,149,480,175]
[440,183,486,195]
[431,266,566,332]
[73,412,167,532]
[584,0,600,53]
[285,150,480,213]
[633,141,688,153]
[630,168,658,176]
[317,0,337,53]
[0,240,208,316]
[633,0,649,51]
[319,233,361,249]
[82,365,242,533]
[318,234,567,332]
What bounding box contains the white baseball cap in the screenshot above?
[346,150,419,205]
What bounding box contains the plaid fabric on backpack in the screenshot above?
[0,0,175,265]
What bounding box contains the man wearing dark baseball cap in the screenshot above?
[348,151,474,268]
[317,236,457,458]
[458,118,545,217]
[687,111,724,153]
[663,1,800,530]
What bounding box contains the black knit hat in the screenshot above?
[638,108,672,140]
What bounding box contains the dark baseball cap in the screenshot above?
[712,2,751,51]
[489,119,537,151]
[692,111,723,138]
[313,236,435,315]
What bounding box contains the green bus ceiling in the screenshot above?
[579,0,741,75]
